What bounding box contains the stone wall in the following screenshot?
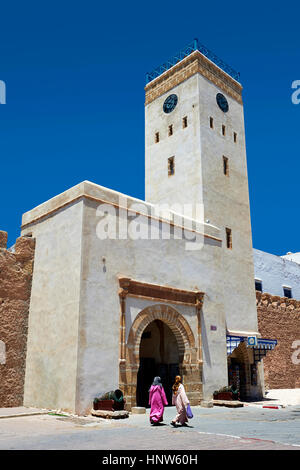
[0,231,35,407]
[257,292,300,389]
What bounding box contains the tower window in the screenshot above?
[210,117,214,129]
[255,279,263,292]
[168,157,175,176]
[233,132,237,143]
[283,287,292,298]
[183,116,188,128]
[155,132,160,143]
[222,125,226,136]
[168,125,173,136]
[226,228,232,249]
[223,156,229,176]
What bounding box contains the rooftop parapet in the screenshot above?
[146,38,240,85]
[21,180,221,244]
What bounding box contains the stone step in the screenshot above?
[213,400,244,408]
[90,409,129,419]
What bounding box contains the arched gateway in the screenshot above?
[119,285,203,409]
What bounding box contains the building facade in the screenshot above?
[254,248,300,300]
[1,41,286,413]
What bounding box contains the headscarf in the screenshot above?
[152,376,162,387]
[172,375,182,395]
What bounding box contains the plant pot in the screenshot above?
[213,392,234,400]
[93,398,126,411]
[94,399,115,411]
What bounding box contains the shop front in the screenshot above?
[226,334,277,400]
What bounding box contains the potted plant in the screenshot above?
[213,385,239,401]
[93,390,126,411]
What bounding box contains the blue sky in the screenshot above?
[0,1,299,254]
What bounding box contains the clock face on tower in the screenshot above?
[216,93,229,113]
[163,94,178,114]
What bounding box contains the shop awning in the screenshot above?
[252,338,278,362]
[227,335,246,355]
[227,334,277,362]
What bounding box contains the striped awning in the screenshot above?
[227,335,246,355]
[255,338,277,350]
[227,335,277,361]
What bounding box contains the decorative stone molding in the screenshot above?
[118,278,204,409]
[126,304,197,365]
[145,50,243,106]
[119,277,204,307]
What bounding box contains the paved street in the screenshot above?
[0,405,299,450]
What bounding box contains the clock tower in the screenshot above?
[144,41,258,335]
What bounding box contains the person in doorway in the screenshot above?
[149,376,168,425]
[171,375,189,427]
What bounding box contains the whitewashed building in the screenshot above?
[253,249,300,300]
[21,40,277,415]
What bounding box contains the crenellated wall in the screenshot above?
[0,231,35,407]
[256,292,300,389]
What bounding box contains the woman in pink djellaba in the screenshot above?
[171,375,190,427]
[149,376,168,425]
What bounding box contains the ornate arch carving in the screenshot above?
[126,304,197,366]
[120,303,202,409]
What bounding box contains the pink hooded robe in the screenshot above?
[149,385,168,423]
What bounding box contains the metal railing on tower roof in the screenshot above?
[146,39,240,84]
